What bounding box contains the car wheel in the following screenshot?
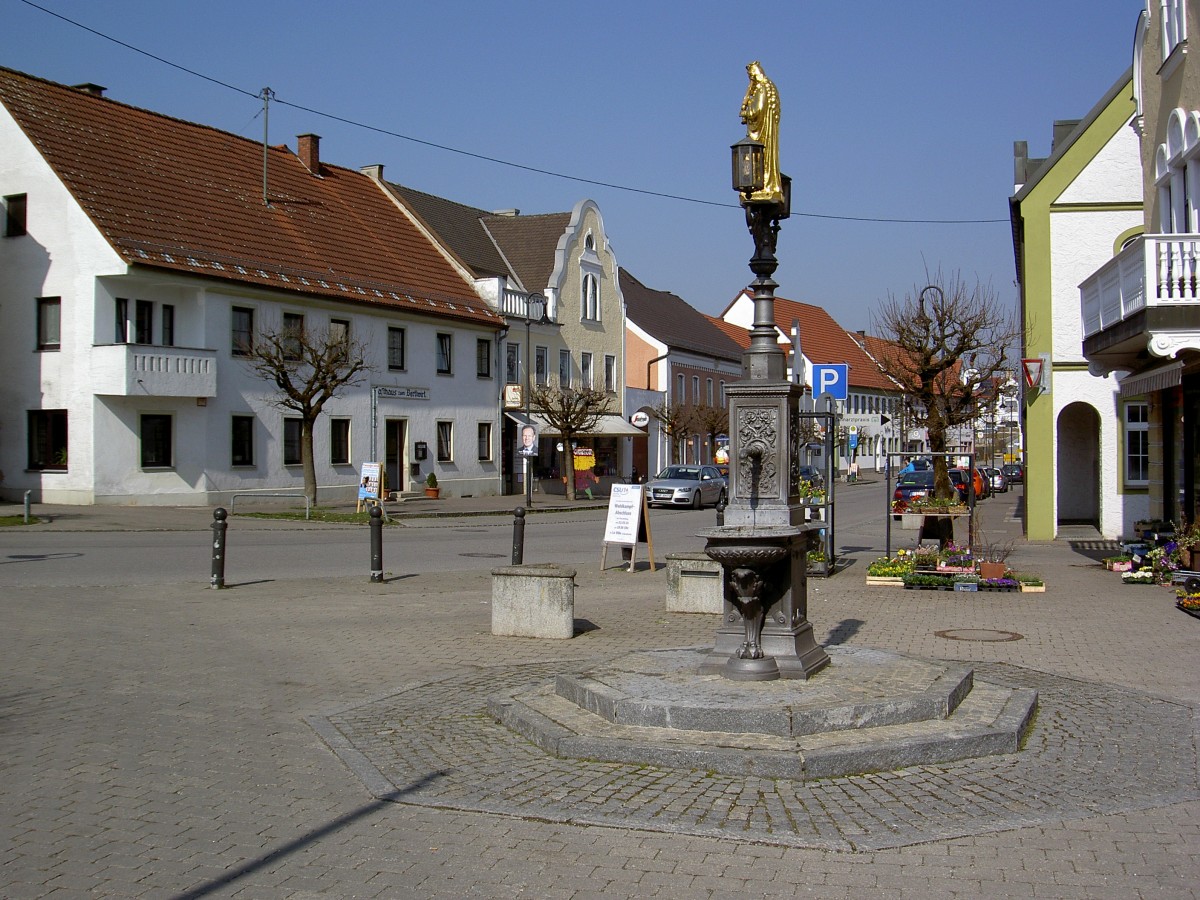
[692,490,703,510]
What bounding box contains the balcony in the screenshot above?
[91,344,217,397]
[1080,234,1200,369]
[502,289,556,323]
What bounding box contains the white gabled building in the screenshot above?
[0,67,504,505]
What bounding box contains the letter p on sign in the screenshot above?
[812,364,849,400]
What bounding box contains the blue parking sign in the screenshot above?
[812,363,848,400]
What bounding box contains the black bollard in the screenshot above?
[369,504,384,583]
[210,507,228,589]
[512,507,526,565]
[716,495,727,527]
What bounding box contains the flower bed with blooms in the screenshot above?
[1122,569,1156,584]
[1176,591,1200,610]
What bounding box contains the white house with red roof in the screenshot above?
[0,66,505,504]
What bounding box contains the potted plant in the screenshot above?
[974,532,1014,581]
[424,471,440,499]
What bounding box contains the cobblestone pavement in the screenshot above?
[2,495,1199,898]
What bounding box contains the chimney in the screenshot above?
[491,209,520,217]
[73,83,106,97]
[298,133,321,174]
[359,164,385,181]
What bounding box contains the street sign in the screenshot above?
[812,364,849,400]
[840,413,880,430]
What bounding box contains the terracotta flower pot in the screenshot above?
[978,561,1006,580]
[424,487,440,499]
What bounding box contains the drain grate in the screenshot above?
[935,628,1024,642]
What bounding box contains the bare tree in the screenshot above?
[872,271,1019,502]
[242,318,370,504]
[530,384,614,500]
[652,401,692,465]
[690,404,729,465]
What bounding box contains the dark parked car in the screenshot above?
[797,465,825,490]
[1001,463,1024,484]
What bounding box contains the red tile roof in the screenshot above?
[0,66,498,326]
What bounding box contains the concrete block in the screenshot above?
[491,564,576,638]
[664,552,723,614]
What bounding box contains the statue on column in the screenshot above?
[739,61,783,205]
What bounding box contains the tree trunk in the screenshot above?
[301,417,318,505]
[563,435,577,500]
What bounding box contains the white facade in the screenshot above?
[1046,129,1148,537]
[0,105,502,506]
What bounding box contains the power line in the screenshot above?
[17,0,1010,225]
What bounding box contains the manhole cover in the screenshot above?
[459,552,506,558]
[935,628,1024,642]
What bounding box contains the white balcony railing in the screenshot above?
[501,289,556,323]
[1081,233,1200,338]
[91,344,217,397]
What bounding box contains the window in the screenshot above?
[115,297,129,343]
[581,352,593,388]
[581,273,600,321]
[36,297,60,351]
[1125,402,1149,486]
[231,415,254,467]
[135,300,153,344]
[436,333,453,374]
[559,350,571,387]
[161,304,175,347]
[140,414,173,468]
[477,338,491,378]
[535,346,548,386]
[436,421,453,461]
[692,376,700,404]
[232,306,254,356]
[707,378,714,405]
[283,418,302,465]
[676,373,685,402]
[604,354,616,393]
[283,313,304,360]
[330,418,351,465]
[720,380,727,405]
[329,318,350,359]
[477,422,492,461]
[4,193,27,237]
[27,409,67,470]
[387,326,405,370]
[1163,0,1188,61]
[506,342,520,384]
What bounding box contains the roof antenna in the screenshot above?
[260,87,274,206]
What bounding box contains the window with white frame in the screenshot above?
[231,415,254,467]
[559,349,571,387]
[581,352,593,388]
[28,409,67,470]
[115,298,129,343]
[604,354,616,393]
[476,338,491,378]
[140,414,173,468]
[330,418,351,465]
[1124,401,1149,486]
[387,326,405,370]
[477,422,492,461]
[37,297,60,351]
[283,418,302,465]
[535,346,548,386]
[330,318,350,358]
[283,312,304,360]
[161,304,175,347]
[506,342,519,384]
[436,421,453,461]
[581,273,600,321]
[232,306,254,356]
[1163,0,1188,61]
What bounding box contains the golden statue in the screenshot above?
[739,61,783,205]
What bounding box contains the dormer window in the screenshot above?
[1163,0,1188,63]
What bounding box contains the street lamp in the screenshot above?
[524,293,546,507]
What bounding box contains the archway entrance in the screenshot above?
[1056,402,1100,527]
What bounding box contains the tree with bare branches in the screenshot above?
[652,401,692,465]
[242,317,371,504]
[872,271,1019,503]
[530,385,614,500]
[691,404,730,465]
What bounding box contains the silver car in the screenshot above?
[985,467,1008,493]
[646,465,727,509]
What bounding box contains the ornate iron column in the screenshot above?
[699,62,829,681]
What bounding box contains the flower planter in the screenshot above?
[865,576,905,586]
[1019,584,1046,593]
[904,584,955,591]
[1109,561,1133,573]
[1177,600,1200,618]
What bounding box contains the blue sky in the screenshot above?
[5,0,1145,332]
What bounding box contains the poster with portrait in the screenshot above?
[516,423,538,457]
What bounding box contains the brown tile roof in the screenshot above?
[620,270,742,361]
[0,66,498,326]
[480,212,572,292]
[721,293,896,392]
[705,315,751,350]
[383,182,512,281]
